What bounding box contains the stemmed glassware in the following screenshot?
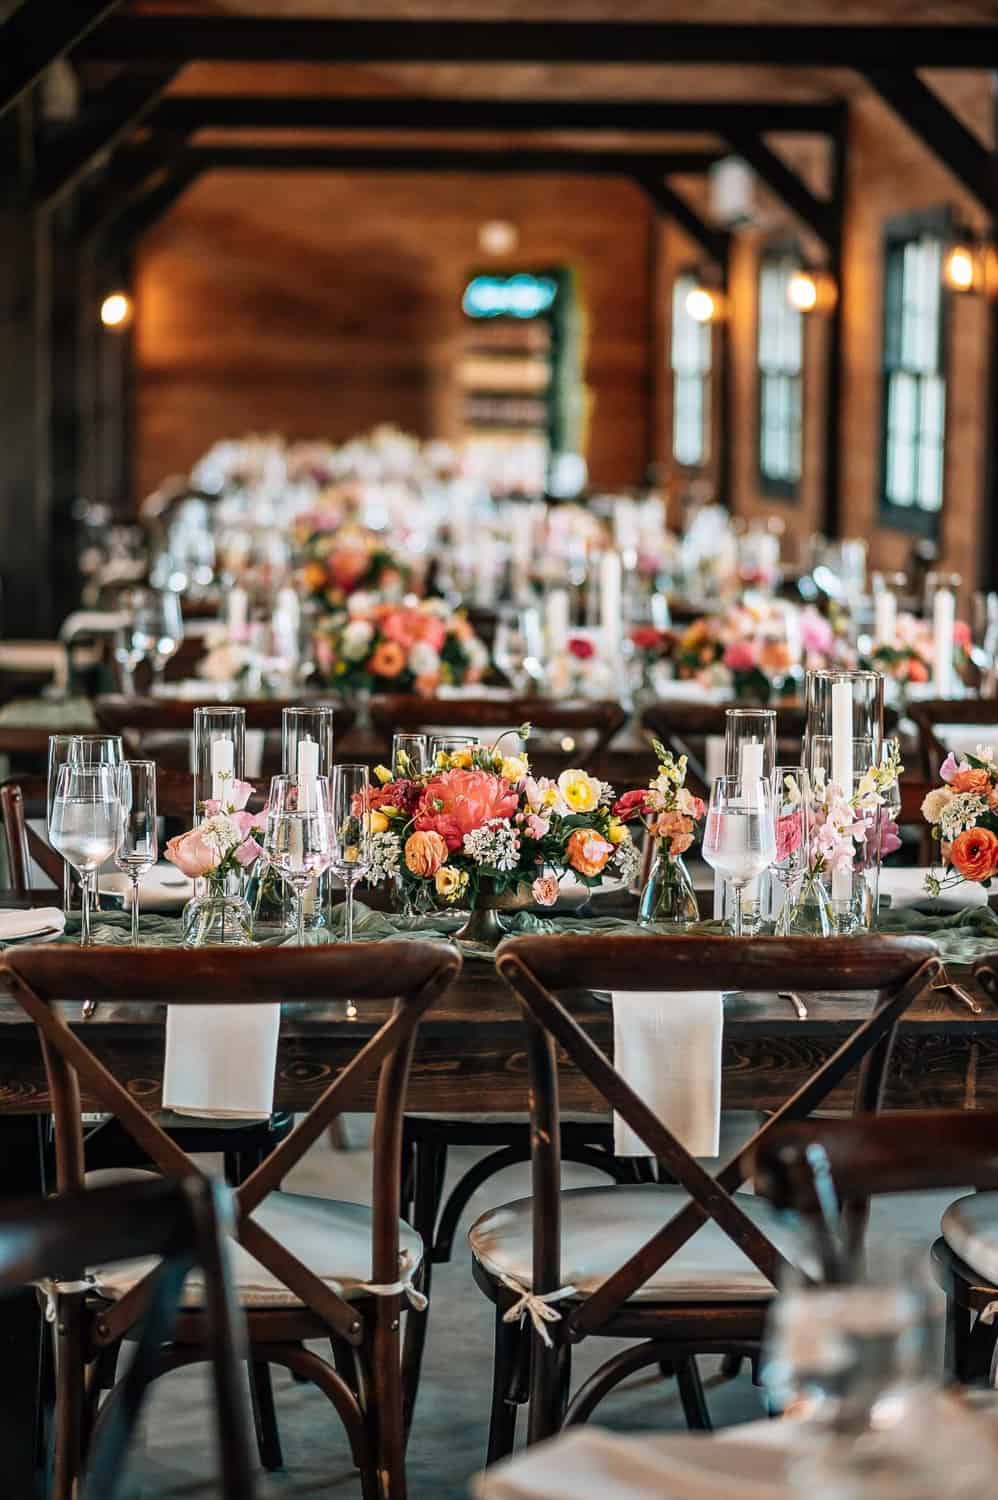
[113,761,158,945]
[702,775,776,938]
[392,733,429,779]
[117,588,184,690]
[263,774,333,947]
[49,764,121,946]
[331,766,372,1015]
[48,735,123,917]
[493,607,545,692]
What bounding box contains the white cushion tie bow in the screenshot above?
[358,1249,427,1312]
[499,1272,577,1347]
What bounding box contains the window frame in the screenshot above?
[878,206,951,538]
[670,267,712,471]
[755,240,805,503]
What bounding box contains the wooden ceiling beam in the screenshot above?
[636,174,730,265]
[727,132,836,249]
[0,0,123,119]
[864,69,998,217]
[34,68,178,209]
[75,18,998,68]
[186,145,724,174]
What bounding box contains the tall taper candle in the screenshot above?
[932,587,955,697]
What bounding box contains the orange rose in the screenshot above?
[650,809,695,857]
[906,659,929,683]
[368,640,406,678]
[950,768,991,796]
[404,830,449,878]
[302,561,328,593]
[566,827,614,877]
[949,827,998,883]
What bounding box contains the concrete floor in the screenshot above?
[117,1120,957,1499]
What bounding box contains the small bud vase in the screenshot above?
[182,874,255,947]
[638,848,700,929]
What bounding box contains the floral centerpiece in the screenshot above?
[613,743,705,927]
[313,596,489,696]
[672,602,844,702]
[921,746,998,895]
[861,613,971,694]
[165,777,266,946]
[359,730,641,945]
[296,520,411,613]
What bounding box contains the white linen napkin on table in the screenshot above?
[162,1003,281,1120]
[100,863,195,914]
[0,907,65,943]
[612,991,723,1158]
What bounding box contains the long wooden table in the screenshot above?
[0,956,994,1497]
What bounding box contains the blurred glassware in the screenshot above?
[702,774,776,938]
[50,763,121,947]
[114,760,158,945]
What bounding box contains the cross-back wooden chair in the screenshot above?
[908,697,998,780]
[0,940,460,1500]
[369,696,626,774]
[0,1173,255,1500]
[747,1102,998,1386]
[482,933,938,1456]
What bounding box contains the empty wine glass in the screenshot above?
[130,588,184,688]
[263,774,333,947]
[48,735,123,917]
[771,766,811,936]
[331,765,372,1015]
[702,775,776,938]
[49,763,121,947]
[392,733,429,779]
[493,607,544,692]
[114,761,158,945]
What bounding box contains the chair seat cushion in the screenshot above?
[469,1184,797,1303]
[941,1192,998,1282]
[91,1186,422,1310]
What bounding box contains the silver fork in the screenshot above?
[779,991,808,1020]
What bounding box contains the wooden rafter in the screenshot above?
[864,70,998,217]
[34,69,178,209]
[728,132,836,249]
[0,0,123,120]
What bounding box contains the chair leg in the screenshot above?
[248,1360,284,1470]
[399,1139,447,1436]
[51,1299,86,1500]
[486,1305,521,1465]
[676,1357,712,1432]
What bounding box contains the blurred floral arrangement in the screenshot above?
[922,746,998,893]
[313,596,489,696]
[672,601,847,701]
[296,520,413,612]
[861,612,971,686]
[358,731,641,912]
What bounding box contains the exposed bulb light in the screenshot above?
[944,245,977,293]
[685,286,717,323]
[100,292,132,329]
[478,219,519,256]
[787,271,819,312]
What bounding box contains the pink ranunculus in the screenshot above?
[722,639,759,672]
[164,827,219,878]
[613,788,653,822]
[233,836,263,868]
[531,874,560,907]
[939,752,965,785]
[414,768,519,852]
[228,779,254,812]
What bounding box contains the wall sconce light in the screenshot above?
[943,242,980,293]
[685,285,725,323]
[478,219,519,256]
[100,291,133,329]
[787,269,837,314]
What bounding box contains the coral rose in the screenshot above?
[368,640,406,678]
[164,827,220,879]
[950,768,991,795]
[531,874,560,907]
[949,827,998,883]
[906,658,929,683]
[404,830,449,878]
[414,769,519,852]
[566,828,614,877]
[649,810,694,857]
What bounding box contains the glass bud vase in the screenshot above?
[638,848,700,929]
[182,873,255,947]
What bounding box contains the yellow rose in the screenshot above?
[557,769,601,814]
[373,764,393,785]
[368,811,389,835]
[501,755,528,783]
[434,866,467,903]
[451,749,473,769]
[607,817,628,845]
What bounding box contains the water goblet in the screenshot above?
[49,763,121,947]
[113,761,158,945]
[48,735,124,919]
[702,774,776,938]
[263,774,333,947]
[331,765,372,1018]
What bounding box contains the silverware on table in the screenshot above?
[932,975,984,1016]
[779,991,808,1020]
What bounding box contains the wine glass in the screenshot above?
[263,774,333,947]
[493,607,544,692]
[49,764,121,947]
[331,765,372,1015]
[114,761,158,945]
[702,775,776,938]
[392,733,428,779]
[48,735,123,917]
[131,588,184,689]
[771,766,812,936]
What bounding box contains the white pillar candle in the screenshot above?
[873,590,897,646]
[600,549,623,661]
[831,679,854,906]
[545,588,570,658]
[210,736,234,804]
[296,735,318,811]
[227,587,249,639]
[738,741,765,909]
[474,535,496,605]
[932,587,956,697]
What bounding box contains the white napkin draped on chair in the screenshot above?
[162,1003,281,1120]
[611,990,723,1158]
[0,908,66,943]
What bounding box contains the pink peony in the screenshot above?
[531,874,560,907]
[723,640,759,672]
[164,827,220,878]
[414,769,519,853]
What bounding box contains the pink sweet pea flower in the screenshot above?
[202,798,222,817]
[233,808,267,838]
[234,836,263,868]
[939,752,965,784]
[228,779,254,812]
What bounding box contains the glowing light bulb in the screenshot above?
[685,287,716,323]
[945,246,975,292]
[787,271,818,312]
[100,292,132,328]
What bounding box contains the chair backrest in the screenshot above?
[0,1174,255,1500]
[1,941,461,1352]
[369,696,626,770]
[0,781,65,895]
[94,694,355,737]
[908,697,998,779]
[496,932,938,1342]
